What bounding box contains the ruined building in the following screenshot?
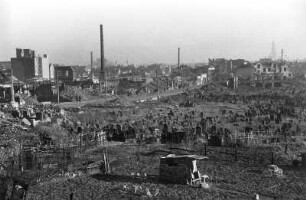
[11,48,50,82]
[254,58,292,79]
[208,58,248,82]
[54,65,88,83]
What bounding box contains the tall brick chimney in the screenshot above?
[100,24,105,92]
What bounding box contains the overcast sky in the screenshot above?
[0,0,305,65]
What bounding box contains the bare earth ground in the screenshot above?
[27,144,306,200]
[59,85,202,108]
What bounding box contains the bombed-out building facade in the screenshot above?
[11,48,51,82]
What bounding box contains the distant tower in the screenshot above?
[281,49,284,61]
[270,41,277,61]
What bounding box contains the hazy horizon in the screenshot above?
[1,0,305,65]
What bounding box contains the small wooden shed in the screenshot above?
[300,153,306,166]
[159,154,208,185]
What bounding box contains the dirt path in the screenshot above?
[127,84,204,102]
[58,95,116,108]
[58,85,204,108]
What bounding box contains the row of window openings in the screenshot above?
[259,67,286,73]
[257,64,278,68]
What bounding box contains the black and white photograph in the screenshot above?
[0,0,306,199]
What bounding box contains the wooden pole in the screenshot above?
[156,67,159,94]
[204,145,207,156]
[11,67,15,103]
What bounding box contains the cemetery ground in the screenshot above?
[27,85,306,199]
[3,82,306,200]
[26,141,306,200]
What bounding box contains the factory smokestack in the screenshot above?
[178,47,180,69]
[90,51,93,79]
[100,24,105,92]
[178,47,182,83]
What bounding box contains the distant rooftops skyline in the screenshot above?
[1,0,305,65]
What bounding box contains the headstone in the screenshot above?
[22,118,31,126]
[60,109,65,116]
[301,153,306,166]
[44,116,51,123]
[57,118,63,126]
[31,119,39,127]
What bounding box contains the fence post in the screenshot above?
[204,145,207,156]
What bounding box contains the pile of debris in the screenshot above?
[60,86,91,101]
[0,122,39,165]
[199,82,232,94]
[15,93,40,107]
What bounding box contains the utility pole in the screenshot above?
[49,64,51,80]
[156,67,159,94]
[11,67,15,104]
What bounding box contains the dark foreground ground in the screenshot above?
[26,143,306,200]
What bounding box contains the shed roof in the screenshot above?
[161,154,208,160]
